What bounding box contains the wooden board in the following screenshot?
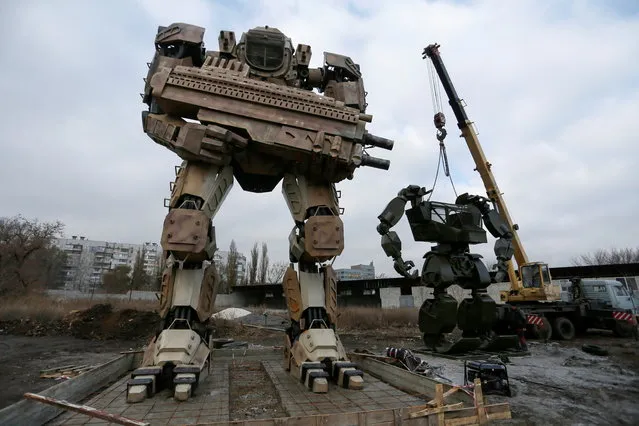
[347,352,473,405]
[192,392,510,425]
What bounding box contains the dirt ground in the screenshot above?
[0,303,161,340]
[229,361,287,420]
[0,336,145,409]
[0,303,159,410]
[2,306,639,425]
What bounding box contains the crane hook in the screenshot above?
[436,128,447,142]
[434,112,447,142]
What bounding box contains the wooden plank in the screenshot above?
[41,364,98,379]
[194,401,511,426]
[472,378,488,424]
[347,353,473,406]
[40,364,76,375]
[407,402,464,419]
[240,323,286,333]
[23,393,149,426]
[0,353,135,426]
[442,403,511,423]
[435,384,444,425]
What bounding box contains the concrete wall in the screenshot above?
[381,283,511,309]
[380,287,401,308]
[46,282,513,310]
[46,289,250,308]
[215,293,247,307]
[46,289,158,301]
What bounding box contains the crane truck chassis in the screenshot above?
[517,278,638,341]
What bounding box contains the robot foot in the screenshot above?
[126,364,205,403]
[286,329,364,392]
[126,329,210,403]
[422,333,483,354]
[294,360,364,392]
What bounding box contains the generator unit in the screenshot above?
[464,360,511,397]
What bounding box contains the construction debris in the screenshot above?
[406,379,512,424]
[40,364,97,379]
[211,308,252,320]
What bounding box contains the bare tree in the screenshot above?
[259,242,269,284]
[267,261,289,284]
[248,242,259,285]
[42,246,68,289]
[572,247,639,266]
[103,265,132,294]
[239,266,248,286]
[131,247,151,290]
[151,256,164,292]
[72,250,94,292]
[223,240,239,293]
[0,215,65,294]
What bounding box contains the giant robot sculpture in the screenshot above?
[128,23,394,402]
[376,187,520,354]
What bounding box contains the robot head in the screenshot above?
[237,26,294,76]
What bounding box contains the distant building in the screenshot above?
[141,242,162,277]
[54,236,163,292]
[335,261,376,281]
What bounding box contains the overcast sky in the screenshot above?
[1,0,638,276]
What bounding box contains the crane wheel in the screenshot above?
[529,317,552,341]
[553,317,576,340]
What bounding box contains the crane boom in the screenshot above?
[423,43,529,269]
[422,43,561,303]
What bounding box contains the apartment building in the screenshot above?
[54,236,163,291]
[335,261,376,281]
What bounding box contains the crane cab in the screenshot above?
[500,262,562,303]
[521,263,550,289]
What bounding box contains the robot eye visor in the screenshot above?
[245,29,286,71]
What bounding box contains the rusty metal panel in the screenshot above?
[304,215,344,258]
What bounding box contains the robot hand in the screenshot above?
[393,257,418,279]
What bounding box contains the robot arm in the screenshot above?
[455,193,515,282]
[376,185,431,279]
[143,23,207,108]
[304,52,367,113]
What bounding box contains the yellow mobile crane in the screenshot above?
[422,44,561,303]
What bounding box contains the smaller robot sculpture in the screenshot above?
[376,186,522,354]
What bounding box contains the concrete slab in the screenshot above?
[49,349,427,425]
[50,362,229,425]
[261,360,425,416]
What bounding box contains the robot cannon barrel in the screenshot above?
[361,154,391,170]
[363,132,395,151]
